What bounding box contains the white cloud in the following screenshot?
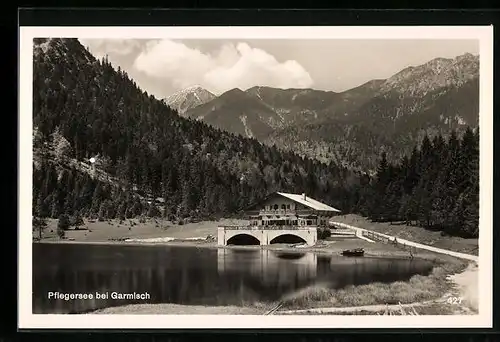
[133,40,314,94]
[78,39,140,59]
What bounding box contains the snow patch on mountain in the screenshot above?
[239,115,254,138]
[253,87,264,101]
[164,86,216,115]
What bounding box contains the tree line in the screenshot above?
[356,128,479,238]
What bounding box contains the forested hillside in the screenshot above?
[32,38,362,222]
[358,128,479,238]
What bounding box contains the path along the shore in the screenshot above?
[331,222,478,262]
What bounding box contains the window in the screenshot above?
[286,204,290,209]
[281,204,286,210]
[274,204,278,210]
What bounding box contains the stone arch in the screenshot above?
[226,233,261,246]
[269,234,307,245]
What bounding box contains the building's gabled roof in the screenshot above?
[245,192,341,213]
[276,192,341,212]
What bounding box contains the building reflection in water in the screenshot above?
[217,248,317,288]
[217,249,318,292]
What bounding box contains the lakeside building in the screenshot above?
[218,192,341,246]
[245,192,341,227]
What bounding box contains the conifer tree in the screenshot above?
[57,214,69,239]
[33,216,47,240]
[72,210,84,229]
[147,201,161,218]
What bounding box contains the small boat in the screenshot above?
[341,248,365,257]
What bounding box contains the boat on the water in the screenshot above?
[341,248,365,257]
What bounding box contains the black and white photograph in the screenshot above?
[19,26,493,329]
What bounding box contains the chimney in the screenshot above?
[302,193,306,201]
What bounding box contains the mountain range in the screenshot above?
[164,53,479,171]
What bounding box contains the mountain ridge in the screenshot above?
[177,53,478,171]
[379,52,479,96]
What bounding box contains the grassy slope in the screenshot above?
[38,218,245,242]
[330,214,478,255]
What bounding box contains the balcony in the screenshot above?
[220,225,316,231]
[258,209,292,216]
[254,209,318,217]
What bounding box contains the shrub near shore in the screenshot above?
[280,259,468,310]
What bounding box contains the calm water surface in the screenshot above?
[32,243,435,314]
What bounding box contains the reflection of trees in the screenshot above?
[32,244,435,314]
[321,257,433,288]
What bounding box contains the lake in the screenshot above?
[32,243,435,314]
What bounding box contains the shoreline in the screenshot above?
[33,216,478,261]
[33,238,451,263]
[33,216,478,315]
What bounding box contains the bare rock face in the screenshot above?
[379,53,479,96]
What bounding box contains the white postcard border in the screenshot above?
[18,25,494,329]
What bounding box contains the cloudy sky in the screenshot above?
[78,38,479,99]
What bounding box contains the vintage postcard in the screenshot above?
[18,25,493,329]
